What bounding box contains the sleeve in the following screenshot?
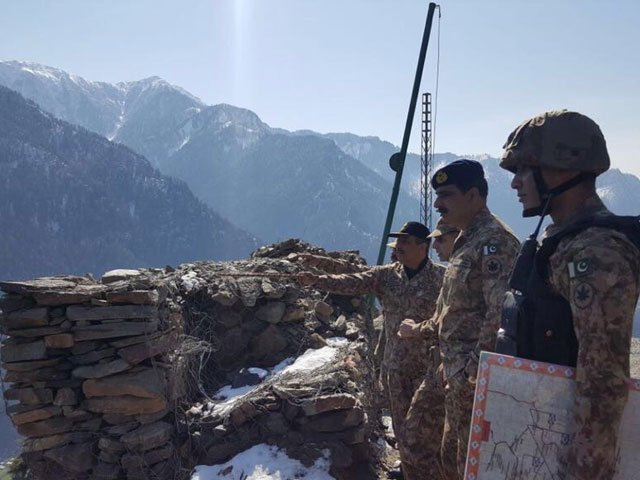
[473,235,520,367]
[313,266,387,297]
[556,240,638,479]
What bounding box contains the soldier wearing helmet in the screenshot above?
[497,110,640,479]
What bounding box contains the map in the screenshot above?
[464,352,640,480]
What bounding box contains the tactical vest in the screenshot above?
[497,215,640,367]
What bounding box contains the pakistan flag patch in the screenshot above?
[483,244,499,256]
[568,258,593,279]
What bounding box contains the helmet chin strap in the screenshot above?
[522,167,596,218]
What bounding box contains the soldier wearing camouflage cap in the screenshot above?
[497,110,640,479]
[428,218,460,262]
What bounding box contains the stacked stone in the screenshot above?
[0,270,181,480]
[175,246,379,478]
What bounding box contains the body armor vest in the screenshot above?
[497,215,640,367]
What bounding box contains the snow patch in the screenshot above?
[191,444,334,480]
[180,271,205,292]
[280,346,339,374]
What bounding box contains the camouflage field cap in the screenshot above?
[428,219,459,238]
[500,110,610,175]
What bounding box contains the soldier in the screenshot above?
[399,160,520,479]
[298,222,444,480]
[496,110,640,479]
[429,218,460,262]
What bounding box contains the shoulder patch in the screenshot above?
[572,282,595,309]
[483,244,500,256]
[567,258,593,279]
[483,258,502,275]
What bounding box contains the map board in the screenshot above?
[464,351,640,480]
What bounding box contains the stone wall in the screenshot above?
[0,270,183,479]
[1,240,382,479]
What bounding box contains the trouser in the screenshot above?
[441,370,475,479]
[403,365,447,480]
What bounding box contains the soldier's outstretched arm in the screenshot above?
[298,266,387,297]
[555,237,639,479]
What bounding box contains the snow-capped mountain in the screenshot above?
[0,85,257,280]
[0,61,416,261]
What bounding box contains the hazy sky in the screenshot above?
[1,0,638,174]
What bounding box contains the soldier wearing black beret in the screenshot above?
[399,159,520,478]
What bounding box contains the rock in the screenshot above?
[308,333,328,349]
[23,433,72,452]
[117,332,175,365]
[299,408,365,433]
[282,307,306,323]
[1,340,46,363]
[17,416,73,437]
[300,394,358,416]
[109,329,167,348]
[212,290,237,306]
[345,322,359,340]
[4,366,68,383]
[6,325,68,338]
[351,298,362,308]
[4,308,49,329]
[101,269,142,284]
[71,341,99,355]
[45,333,74,349]
[72,320,158,341]
[104,422,139,436]
[53,388,78,406]
[106,290,160,305]
[0,276,90,295]
[231,368,263,388]
[137,407,170,425]
[250,324,288,357]
[259,412,289,435]
[255,302,286,324]
[83,369,166,399]
[121,421,173,452]
[10,405,61,425]
[83,396,167,416]
[217,310,242,328]
[92,462,122,477]
[2,357,60,372]
[333,314,347,332]
[4,387,53,405]
[32,285,107,306]
[69,347,115,365]
[44,443,96,472]
[72,358,131,379]
[61,407,92,421]
[66,305,157,321]
[98,437,125,454]
[261,279,286,299]
[143,445,174,465]
[0,294,35,313]
[314,301,334,317]
[77,417,103,431]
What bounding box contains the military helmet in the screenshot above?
[500,110,610,175]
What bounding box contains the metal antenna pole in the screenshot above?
[376,2,438,265]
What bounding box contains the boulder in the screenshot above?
[255,302,286,324]
[83,396,167,416]
[83,369,166,399]
[120,421,173,452]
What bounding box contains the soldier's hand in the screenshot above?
[297,272,319,287]
[397,319,420,338]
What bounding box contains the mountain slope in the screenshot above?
[0,86,257,280]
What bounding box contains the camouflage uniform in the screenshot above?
[311,260,445,479]
[423,208,519,478]
[545,196,640,479]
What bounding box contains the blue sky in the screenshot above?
[1,0,638,174]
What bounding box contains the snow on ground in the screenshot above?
[208,338,348,419]
[191,444,335,480]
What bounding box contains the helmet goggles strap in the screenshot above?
[523,167,596,218]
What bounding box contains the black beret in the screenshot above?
[431,159,486,190]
